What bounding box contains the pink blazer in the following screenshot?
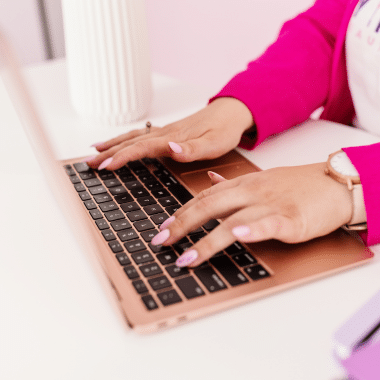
[211,0,380,245]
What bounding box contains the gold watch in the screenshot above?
[325,150,367,231]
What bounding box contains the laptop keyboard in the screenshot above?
[64,158,270,311]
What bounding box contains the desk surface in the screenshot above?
[1,60,380,380]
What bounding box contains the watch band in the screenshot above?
[344,184,367,231]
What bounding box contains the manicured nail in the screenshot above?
[232,225,251,238]
[160,216,175,231]
[98,157,113,170]
[91,142,104,148]
[81,155,97,162]
[151,229,170,245]
[168,141,182,154]
[176,249,198,267]
[208,171,226,182]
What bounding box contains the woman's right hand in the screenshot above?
[86,97,254,171]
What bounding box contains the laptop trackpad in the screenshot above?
[180,161,258,195]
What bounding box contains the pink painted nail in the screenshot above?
[98,157,113,170]
[90,142,104,148]
[151,229,170,246]
[208,171,226,182]
[176,249,198,267]
[168,141,182,154]
[81,155,97,162]
[160,216,175,231]
[232,225,251,238]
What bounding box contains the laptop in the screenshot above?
[0,31,373,334]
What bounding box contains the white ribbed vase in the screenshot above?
[62,0,152,125]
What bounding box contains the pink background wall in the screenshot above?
[146,0,314,92]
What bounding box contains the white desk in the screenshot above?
[1,60,380,380]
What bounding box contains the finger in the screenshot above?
[152,182,250,248]
[207,171,227,186]
[175,205,274,268]
[91,125,161,152]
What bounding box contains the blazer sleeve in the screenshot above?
[343,143,380,246]
[209,0,349,148]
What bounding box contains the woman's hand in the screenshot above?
[151,163,354,267]
[86,97,254,171]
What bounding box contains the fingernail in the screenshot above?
[151,229,170,245]
[91,142,104,148]
[168,141,182,154]
[232,225,251,238]
[160,216,175,231]
[98,157,113,170]
[207,171,226,182]
[82,155,97,162]
[176,249,198,267]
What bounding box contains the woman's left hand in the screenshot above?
[151,163,354,267]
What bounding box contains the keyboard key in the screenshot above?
[89,185,107,195]
[124,180,143,190]
[203,219,220,231]
[73,162,91,173]
[174,242,193,255]
[93,193,113,203]
[150,213,169,225]
[84,200,97,210]
[119,173,136,183]
[157,289,182,306]
[166,205,180,215]
[232,252,257,267]
[104,210,125,221]
[114,193,134,204]
[124,265,139,279]
[115,166,131,175]
[169,184,194,205]
[139,263,163,278]
[124,239,146,253]
[99,201,119,212]
[194,265,227,293]
[98,171,116,180]
[131,250,155,265]
[244,265,270,280]
[95,218,109,230]
[74,183,86,192]
[153,168,172,178]
[70,175,81,184]
[165,265,189,278]
[111,219,131,231]
[134,219,155,232]
[116,252,132,266]
[117,229,138,242]
[148,243,172,254]
[79,171,96,180]
[109,186,128,195]
[160,176,179,187]
[138,173,156,183]
[109,241,124,253]
[131,188,149,198]
[136,196,156,207]
[175,276,205,299]
[144,204,164,215]
[84,178,101,187]
[190,232,206,243]
[120,202,140,212]
[132,280,148,294]
[188,227,204,235]
[64,165,76,176]
[210,255,248,286]
[79,191,92,201]
[145,180,163,191]
[140,229,159,242]
[126,210,147,222]
[225,241,245,255]
[128,160,146,171]
[157,250,178,265]
[158,196,178,207]
[151,188,170,198]
[148,275,171,291]
[104,178,122,188]
[141,294,158,310]
[101,229,116,241]
[89,209,102,220]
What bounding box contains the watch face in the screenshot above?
[330,151,359,177]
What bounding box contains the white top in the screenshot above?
[346,0,380,134]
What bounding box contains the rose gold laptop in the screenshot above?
[1,31,373,334]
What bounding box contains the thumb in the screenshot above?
[207,171,227,186]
